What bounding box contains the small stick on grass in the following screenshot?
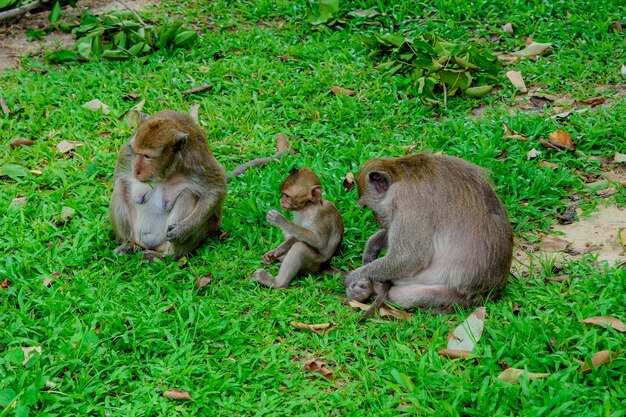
[0,97,9,115]
[181,84,214,95]
[114,0,147,27]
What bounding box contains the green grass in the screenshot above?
[1,0,625,416]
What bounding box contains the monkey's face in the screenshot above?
[279,187,310,211]
[356,166,393,228]
[130,121,187,182]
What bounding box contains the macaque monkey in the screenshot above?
[344,153,513,313]
[110,110,286,260]
[252,168,344,288]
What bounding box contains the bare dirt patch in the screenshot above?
[513,204,626,275]
[0,0,153,71]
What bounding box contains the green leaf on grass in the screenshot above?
[1,164,31,179]
[49,1,62,24]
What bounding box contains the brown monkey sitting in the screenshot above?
[110,110,227,260]
[252,168,344,288]
[344,153,513,311]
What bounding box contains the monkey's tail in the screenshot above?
[361,281,392,319]
[226,149,290,183]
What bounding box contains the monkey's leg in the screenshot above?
[363,229,388,264]
[110,179,134,243]
[165,190,208,257]
[388,284,470,311]
[345,277,374,302]
[253,242,324,289]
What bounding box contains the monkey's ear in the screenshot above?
[127,110,149,128]
[172,132,189,153]
[309,185,322,203]
[368,171,391,194]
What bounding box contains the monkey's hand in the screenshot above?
[263,250,279,266]
[267,210,288,228]
[166,222,190,242]
[344,272,373,302]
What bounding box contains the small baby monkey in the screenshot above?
[252,168,344,288]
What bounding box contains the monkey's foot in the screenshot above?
[346,278,373,302]
[252,269,284,289]
[142,250,164,263]
[114,243,139,255]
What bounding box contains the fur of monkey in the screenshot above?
[252,168,344,289]
[344,152,513,312]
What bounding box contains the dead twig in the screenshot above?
[0,97,9,115]
[0,0,43,22]
[181,84,214,95]
[114,0,147,26]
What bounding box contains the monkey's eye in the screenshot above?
[142,154,152,160]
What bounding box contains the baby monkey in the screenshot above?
[252,168,344,288]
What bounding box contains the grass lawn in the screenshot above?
[1,0,625,415]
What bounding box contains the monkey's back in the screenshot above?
[401,153,513,298]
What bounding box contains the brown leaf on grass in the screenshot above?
[22,346,42,365]
[348,300,369,311]
[545,275,570,283]
[196,274,212,288]
[619,228,626,248]
[506,71,527,92]
[498,367,549,384]
[189,103,200,124]
[526,148,541,160]
[540,235,571,252]
[609,21,623,33]
[0,96,9,115]
[163,304,176,313]
[1,278,9,290]
[512,302,520,315]
[42,277,55,287]
[290,321,337,335]
[578,350,622,373]
[576,96,605,107]
[615,153,626,164]
[10,138,35,149]
[379,304,412,321]
[405,144,417,154]
[162,388,192,400]
[303,360,334,380]
[581,317,626,332]
[446,307,486,352]
[529,95,554,109]
[343,172,355,192]
[331,86,355,96]
[57,140,84,154]
[82,99,110,115]
[539,161,559,170]
[513,42,552,58]
[547,130,575,151]
[121,93,141,101]
[437,349,472,359]
[276,133,293,153]
[11,197,27,207]
[503,123,528,140]
[218,231,229,242]
[502,23,514,34]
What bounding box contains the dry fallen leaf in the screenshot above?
[42,277,55,287]
[303,360,334,380]
[379,304,412,321]
[622,65,626,76]
[22,346,42,366]
[189,103,200,124]
[276,133,292,153]
[578,350,622,373]
[581,316,626,332]
[11,197,27,207]
[437,349,472,359]
[1,278,9,290]
[513,42,552,58]
[82,99,111,115]
[196,274,212,288]
[545,275,570,283]
[405,144,417,154]
[547,130,575,151]
[10,138,35,149]
[290,321,337,335]
[348,299,370,311]
[502,23,514,34]
[503,123,528,140]
[162,388,192,400]
[512,302,520,315]
[506,70,527,93]
[121,93,141,101]
[540,235,571,252]
[331,86,355,96]
[576,96,605,107]
[539,161,558,170]
[619,228,626,248]
[343,172,356,192]
[498,367,549,384]
[446,307,486,352]
[57,140,84,154]
[614,153,626,164]
[526,148,541,160]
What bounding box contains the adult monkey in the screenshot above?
[344,153,513,313]
[110,110,287,260]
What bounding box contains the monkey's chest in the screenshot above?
[130,181,185,248]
